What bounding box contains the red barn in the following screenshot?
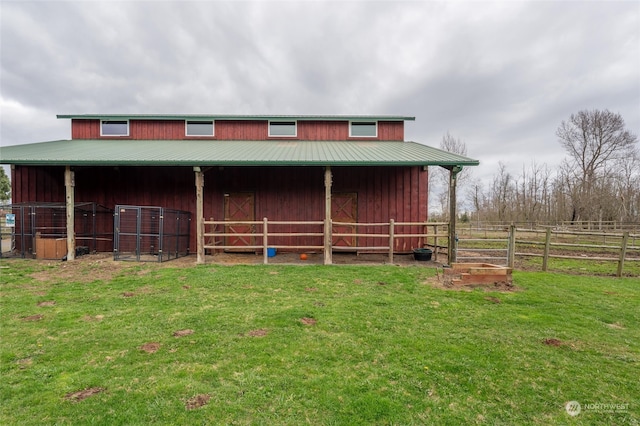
[1,114,479,263]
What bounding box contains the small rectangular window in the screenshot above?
[186,121,214,137]
[101,120,129,136]
[350,121,377,137]
[269,121,297,137]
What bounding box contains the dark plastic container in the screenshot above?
[413,248,433,261]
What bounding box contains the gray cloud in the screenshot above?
[1,0,638,190]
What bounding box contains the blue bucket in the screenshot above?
[267,247,277,257]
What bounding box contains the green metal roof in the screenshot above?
[56,114,416,121]
[1,140,479,167]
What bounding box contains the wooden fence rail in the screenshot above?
[202,219,448,264]
[201,219,638,275]
[456,226,638,277]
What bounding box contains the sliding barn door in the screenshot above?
[332,193,357,249]
[223,193,255,251]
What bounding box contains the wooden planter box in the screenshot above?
[444,263,513,286]
[35,236,67,260]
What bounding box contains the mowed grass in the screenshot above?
[1,258,638,425]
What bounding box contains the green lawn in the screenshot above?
[1,258,638,425]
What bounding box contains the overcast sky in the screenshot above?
[1,0,639,192]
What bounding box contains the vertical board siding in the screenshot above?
[70,119,405,141]
[214,120,267,140]
[378,121,404,141]
[12,164,428,254]
[71,120,100,139]
[298,121,348,140]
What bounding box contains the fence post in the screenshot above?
[542,227,552,272]
[617,231,629,277]
[194,167,205,264]
[324,166,333,265]
[388,219,394,264]
[507,224,516,268]
[433,224,439,262]
[263,217,268,265]
[65,166,76,261]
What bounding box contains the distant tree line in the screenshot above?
[433,109,639,225]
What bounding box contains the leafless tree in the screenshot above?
[556,109,638,222]
[431,132,472,218]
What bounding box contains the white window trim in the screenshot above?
[185,120,215,137]
[268,120,297,137]
[349,120,378,138]
[100,119,129,137]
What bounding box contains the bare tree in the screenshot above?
[431,132,472,218]
[556,109,638,221]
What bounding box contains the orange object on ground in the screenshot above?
[300,253,308,260]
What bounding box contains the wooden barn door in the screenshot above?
[224,193,255,251]
[332,193,357,249]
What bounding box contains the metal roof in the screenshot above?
[0,139,479,167]
[56,114,416,121]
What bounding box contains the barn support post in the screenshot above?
[447,165,462,264]
[194,167,205,264]
[65,166,76,261]
[324,165,333,265]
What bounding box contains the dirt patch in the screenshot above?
[140,342,161,353]
[37,301,56,307]
[425,275,519,292]
[122,292,135,298]
[607,322,625,329]
[300,317,317,326]
[17,358,32,369]
[173,329,194,337]
[484,296,502,304]
[185,394,211,410]
[182,285,191,290]
[64,387,105,402]
[22,314,44,321]
[30,254,125,283]
[246,329,268,337]
[82,314,104,322]
[543,338,563,347]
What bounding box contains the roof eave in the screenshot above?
[56,114,416,122]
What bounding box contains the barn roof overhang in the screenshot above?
[56,114,416,122]
[0,139,479,167]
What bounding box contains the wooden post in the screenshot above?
[65,166,75,261]
[263,217,269,265]
[388,219,395,264]
[324,166,333,265]
[194,167,205,264]
[617,231,629,277]
[507,224,516,268]
[447,166,461,264]
[542,227,552,272]
[433,224,439,262]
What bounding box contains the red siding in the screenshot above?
[12,165,428,253]
[378,121,404,140]
[216,120,267,140]
[70,119,405,141]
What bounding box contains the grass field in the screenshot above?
[1,257,638,425]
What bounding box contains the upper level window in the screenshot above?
[269,121,297,137]
[350,121,377,137]
[101,120,129,136]
[186,120,214,137]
